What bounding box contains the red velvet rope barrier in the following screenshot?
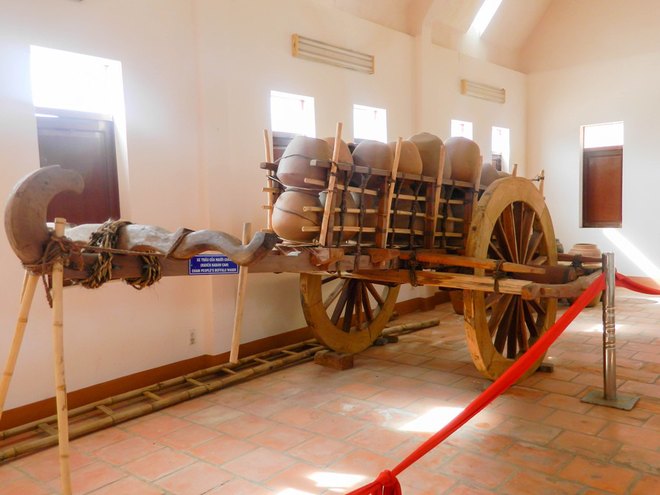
[615,272,660,295]
[347,273,606,495]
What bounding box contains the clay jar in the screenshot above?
[324,137,353,165]
[352,140,393,173]
[409,132,451,178]
[319,191,358,241]
[388,140,423,175]
[445,136,481,183]
[272,189,322,242]
[568,243,601,259]
[277,136,330,190]
[480,162,500,188]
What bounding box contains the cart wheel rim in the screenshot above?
[300,273,400,354]
[465,177,558,380]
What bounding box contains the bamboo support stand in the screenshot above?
[51,218,72,494]
[230,223,251,363]
[0,273,39,420]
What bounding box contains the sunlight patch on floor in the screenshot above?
[398,406,464,433]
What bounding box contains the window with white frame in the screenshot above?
[353,104,387,143]
[491,126,510,172]
[270,90,316,137]
[450,119,473,139]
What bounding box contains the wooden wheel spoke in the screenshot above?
[365,282,385,307]
[354,282,363,331]
[515,298,528,354]
[342,281,357,332]
[519,206,536,263]
[527,298,546,317]
[506,299,520,358]
[488,294,513,336]
[525,231,544,265]
[324,279,348,309]
[529,254,547,266]
[522,300,540,338]
[330,281,352,325]
[488,239,507,261]
[485,292,500,311]
[321,275,339,285]
[361,284,374,322]
[501,205,520,262]
[494,298,516,353]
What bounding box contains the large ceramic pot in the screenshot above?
[388,140,423,175]
[445,136,481,183]
[277,136,330,189]
[324,137,353,165]
[480,162,500,187]
[272,189,322,242]
[352,140,393,172]
[568,243,601,259]
[409,132,451,178]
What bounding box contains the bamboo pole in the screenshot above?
[51,217,72,495]
[230,223,251,363]
[263,129,275,232]
[319,122,343,246]
[0,272,39,421]
[380,137,402,248]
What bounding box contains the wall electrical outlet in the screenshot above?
[189,330,196,345]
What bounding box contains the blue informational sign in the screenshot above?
[188,254,239,275]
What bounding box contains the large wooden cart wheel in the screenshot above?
[464,177,558,380]
[300,274,400,354]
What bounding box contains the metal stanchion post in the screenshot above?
[582,252,639,410]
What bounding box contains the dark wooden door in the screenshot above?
[37,110,120,225]
[582,146,622,228]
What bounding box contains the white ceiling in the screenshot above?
[319,0,554,71]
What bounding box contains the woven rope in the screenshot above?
[80,220,162,290]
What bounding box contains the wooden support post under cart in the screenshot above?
[230,223,251,363]
[50,218,73,495]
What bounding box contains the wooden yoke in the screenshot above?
[4,166,278,279]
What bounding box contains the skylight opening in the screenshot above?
[468,0,503,37]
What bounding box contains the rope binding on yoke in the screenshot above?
[81,219,162,290]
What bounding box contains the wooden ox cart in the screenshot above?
[4,129,598,382]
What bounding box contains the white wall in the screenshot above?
[415,28,527,174]
[0,0,209,409]
[0,0,528,409]
[525,0,660,276]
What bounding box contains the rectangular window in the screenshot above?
[270,90,316,137]
[581,122,624,228]
[353,104,387,143]
[491,126,510,172]
[451,119,473,139]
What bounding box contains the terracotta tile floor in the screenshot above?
[1,288,659,494]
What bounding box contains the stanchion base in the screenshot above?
[537,361,554,373]
[581,390,639,410]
